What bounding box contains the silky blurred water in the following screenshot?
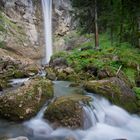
[0,81,140,140]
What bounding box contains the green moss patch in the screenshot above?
[0,78,54,121]
[44,95,92,129]
[51,34,140,85]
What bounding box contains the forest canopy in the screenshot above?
[71,0,140,47]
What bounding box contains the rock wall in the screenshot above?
[0,0,41,60]
[0,0,74,63]
[52,0,77,52]
[53,0,73,36]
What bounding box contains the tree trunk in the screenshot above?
[110,0,113,46]
[138,17,140,48]
[119,0,124,43]
[94,0,99,49]
[110,25,114,46]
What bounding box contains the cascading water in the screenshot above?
[1,81,140,140]
[42,0,53,64]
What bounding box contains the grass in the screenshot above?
[0,11,26,47]
[0,41,6,48]
[52,33,140,85]
[133,87,140,99]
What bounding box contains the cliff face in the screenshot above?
[53,0,76,52]
[0,0,73,63]
[53,0,73,36]
[0,0,40,62]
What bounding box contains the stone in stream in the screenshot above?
[44,95,92,129]
[84,77,138,113]
[0,78,54,121]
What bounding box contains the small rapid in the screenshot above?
[0,81,140,140]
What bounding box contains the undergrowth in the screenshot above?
[52,34,140,85]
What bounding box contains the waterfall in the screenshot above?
[42,0,53,64]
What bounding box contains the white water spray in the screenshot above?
[2,82,140,140]
[42,0,53,64]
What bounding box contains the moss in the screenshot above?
[84,78,138,113]
[0,78,54,121]
[52,34,140,85]
[0,41,6,48]
[0,12,26,45]
[25,65,39,75]
[13,70,25,78]
[44,95,92,129]
[0,79,10,90]
[0,24,5,32]
[133,87,140,94]
[123,68,137,86]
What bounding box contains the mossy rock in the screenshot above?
[84,77,138,113]
[45,67,56,80]
[133,87,140,110]
[0,79,10,90]
[0,78,54,121]
[24,65,39,76]
[44,95,92,129]
[13,70,25,78]
[54,67,95,82]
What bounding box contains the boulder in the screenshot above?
[84,77,138,113]
[0,79,10,91]
[0,78,53,121]
[24,64,39,76]
[45,67,57,80]
[0,56,26,80]
[44,95,92,129]
[53,66,95,82]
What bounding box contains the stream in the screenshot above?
[0,80,140,140]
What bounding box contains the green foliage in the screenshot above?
[71,0,140,46]
[133,87,140,97]
[0,12,26,43]
[0,41,6,48]
[123,68,136,86]
[0,24,5,32]
[51,51,67,60]
[53,33,140,84]
[116,43,140,68]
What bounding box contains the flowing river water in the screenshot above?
[0,81,140,140]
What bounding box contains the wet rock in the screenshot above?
[24,65,39,76]
[45,67,57,80]
[0,78,54,121]
[84,77,138,113]
[44,95,92,129]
